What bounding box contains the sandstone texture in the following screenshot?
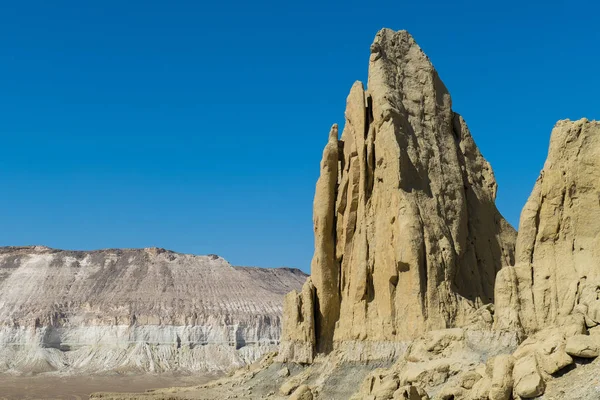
[495,119,600,336]
[513,355,545,398]
[565,334,600,358]
[0,246,306,375]
[281,28,516,361]
[278,279,316,364]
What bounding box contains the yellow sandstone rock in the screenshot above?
[282,28,516,363]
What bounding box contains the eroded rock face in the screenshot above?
[278,279,316,364]
[347,327,518,400]
[0,246,306,374]
[282,28,516,358]
[495,119,600,336]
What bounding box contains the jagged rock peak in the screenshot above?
[496,118,600,336]
[279,28,516,361]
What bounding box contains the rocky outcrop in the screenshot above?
[481,119,600,398]
[89,25,600,399]
[279,279,316,364]
[347,327,519,400]
[495,119,600,336]
[282,28,516,360]
[0,246,306,374]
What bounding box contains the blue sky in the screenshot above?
[1,1,597,272]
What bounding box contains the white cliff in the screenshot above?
[0,246,306,374]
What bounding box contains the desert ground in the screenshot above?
[0,373,219,400]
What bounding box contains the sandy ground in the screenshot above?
[0,374,219,400]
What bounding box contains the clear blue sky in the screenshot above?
[1,1,598,272]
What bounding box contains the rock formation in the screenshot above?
[281,28,516,360]
[88,26,600,400]
[0,246,306,374]
[280,279,316,364]
[495,119,600,336]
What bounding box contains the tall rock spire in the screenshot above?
[310,124,341,353]
[280,28,516,362]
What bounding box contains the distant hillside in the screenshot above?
[0,246,306,374]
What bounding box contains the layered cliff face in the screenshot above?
[0,246,306,374]
[281,28,516,361]
[496,119,600,336]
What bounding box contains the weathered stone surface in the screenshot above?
[280,368,312,396]
[0,246,306,374]
[393,385,429,400]
[482,354,514,400]
[488,354,513,400]
[406,329,464,362]
[399,360,451,388]
[278,279,316,363]
[436,384,467,399]
[558,313,587,337]
[512,355,545,398]
[310,124,342,353]
[348,327,517,400]
[277,366,290,378]
[372,374,400,398]
[536,330,573,374]
[541,346,573,375]
[282,28,516,361]
[565,334,600,358]
[290,384,313,400]
[458,371,482,390]
[495,120,600,336]
[469,376,491,400]
[354,369,433,400]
